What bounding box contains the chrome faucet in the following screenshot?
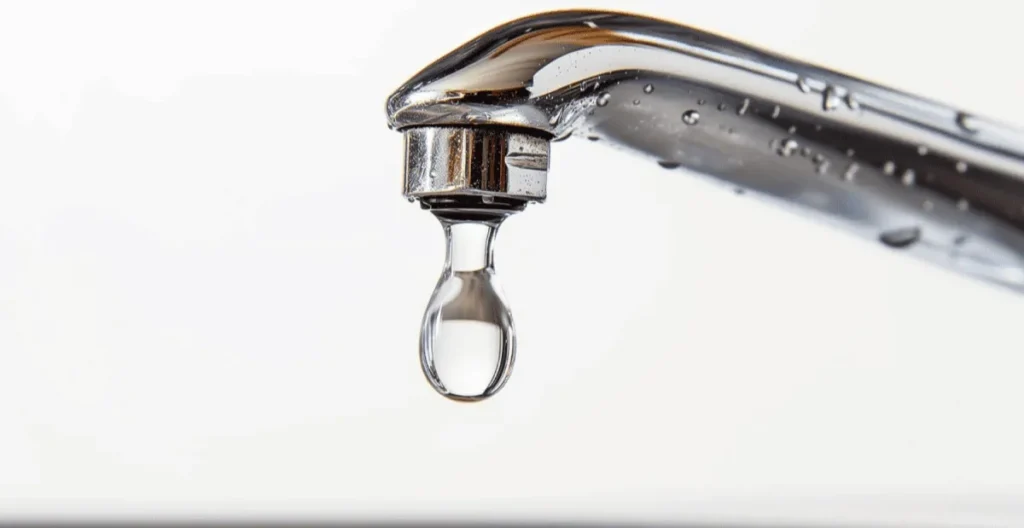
[386,10,1024,400]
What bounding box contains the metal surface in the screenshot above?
[387,9,1024,293]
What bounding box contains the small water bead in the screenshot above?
[738,98,750,115]
[816,159,830,175]
[957,198,970,211]
[956,161,969,173]
[771,105,780,119]
[844,93,860,110]
[822,86,841,111]
[956,112,979,133]
[596,93,611,107]
[917,145,929,156]
[420,217,516,402]
[846,148,856,157]
[844,163,859,181]
[643,84,654,93]
[633,99,641,105]
[587,135,600,141]
[880,226,921,249]
[777,138,799,157]
[718,102,728,111]
[788,126,797,134]
[584,20,598,28]
[682,110,701,125]
[796,77,811,93]
[696,99,706,106]
[883,161,896,175]
[658,160,682,169]
[901,169,916,186]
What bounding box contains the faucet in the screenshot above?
[385,9,1024,401]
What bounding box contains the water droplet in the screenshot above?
[846,148,855,157]
[548,114,559,126]
[814,124,822,132]
[738,98,750,115]
[420,218,515,402]
[844,93,860,110]
[796,77,811,93]
[788,126,797,134]
[923,200,934,212]
[956,161,968,173]
[844,163,859,181]
[587,135,599,141]
[880,227,921,249]
[681,110,701,125]
[812,153,824,163]
[901,169,916,186]
[658,160,681,169]
[883,161,896,175]
[822,86,841,111]
[584,20,598,28]
[596,93,611,107]
[718,102,728,111]
[696,99,706,106]
[956,112,979,133]
[771,105,781,119]
[957,198,970,211]
[776,138,799,157]
[800,146,811,158]
[407,197,416,203]
[816,159,830,175]
[633,99,641,105]
[917,145,928,156]
[643,84,654,94]
[481,195,495,204]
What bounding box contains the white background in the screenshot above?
[2,1,1023,526]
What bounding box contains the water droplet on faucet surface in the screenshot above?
[682,110,701,125]
[597,92,611,107]
[420,218,515,402]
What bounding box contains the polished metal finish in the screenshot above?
[387,10,1024,292]
[404,127,549,201]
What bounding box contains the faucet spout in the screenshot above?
[387,9,1024,293]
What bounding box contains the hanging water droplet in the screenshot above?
[681,110,700,125]
[771,105,781,119]
[481,195,495,204]
[917,145,928,156]
[957,198,970,211]
[696,99,706,106]
[788,125,797,134]
[800,147,811,158]
[738,98,750,115]
[812,153,824,163]
[407,197,416,203]
[776,138,799,157]
[880,227,921,249]
[956,161,968,173]
[796,77,811,93]
[844,163,859,181]
[717,102,728,111]
[587,135,599,141]
[846,148,856,157]
[420,218,516,402]
[901,169,916,186]
[816,159,830,175]
[822,86,841,111]
[658,160,681,169]
[596,93,611,107]
[883,161,896,175]
[643,84,654,94]
[956,112,979,133]
[584,20,598,28]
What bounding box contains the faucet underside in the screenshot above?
[387,10,1024,293]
